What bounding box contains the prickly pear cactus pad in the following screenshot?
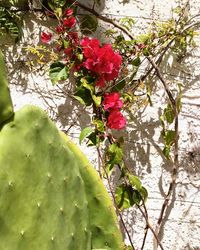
[0,105,124,250]
[0,50,124,249]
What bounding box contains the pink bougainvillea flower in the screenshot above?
[55,25,65,34]
[63,17,76,29]
[81,37,100,59]
[41,31,52,43]
[68,32,79,45]
[80,37,122,87]
[64,47,73,57]
[64,8,73,16]
[103,92,123,110]
[107,110,126,130]
[96,77,105,88]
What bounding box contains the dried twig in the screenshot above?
[147,56,179,250]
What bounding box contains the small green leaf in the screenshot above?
[164,104,174,124]
[73,95,87,106]
[162,146,171,159]
[173,6,182,14]
[132,190,142,205]
[77,53,83,61]
[80,14,98,35]
[143,48,150,56]
[111,80,126,92]
[93,119,104,133]
[74,88,93,106]
[127,174,142,191]
[79,127,93,144]
[87,132,99,146]
[92,95,101,107]
[107,143,123,165]
[105,163,114,177]
[49,62,68,84]
[81,78,94,92]
[132,56,141,66]
[164,130,176,146]
[115,184,134,210]
[140,186,148,202]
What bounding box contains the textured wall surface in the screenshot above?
[1,0,200,249]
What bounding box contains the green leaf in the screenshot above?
[79,127,93,145]
[111,80,126,92]
[105,163,114,177]
[115,184,134,210]
[164,104,174,124]
[0,7,21,42]
[162,145,170,159]
[127,174,142,191]
[140,186,148,202]
[49,62,68,84]
[132,56,141,66]
[173,6,182,14]
[164,130,176,146]
[80,14,98,35]
[107,143,123,165]
[87,132,99,146]
[81,78,94,92]
[143,48,150,56]
[73,95,87,106]
[93,119,104,133]
[132,190,142,205]
[73,87,93,106]
[120,17,135,31]
[80,78,101,107]
[92,95,101,107]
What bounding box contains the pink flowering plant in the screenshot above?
[40,3,148,219]
[37,1,197,249]
[41,6,128,134]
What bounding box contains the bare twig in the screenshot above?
[137,205,164,250]
[140,224,149,250]
[147,56,179,250]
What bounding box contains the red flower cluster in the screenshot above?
[80,37,122,87]
[55,8,76,34]
[63,17,76,29]
[41,8,76,44]
[41,31,52,43]
[103,92,123,110]
[108,110,126,130]
[103,92,126,130]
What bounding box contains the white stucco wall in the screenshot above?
[1,0,200,249]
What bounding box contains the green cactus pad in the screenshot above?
[0,51,13,125]
[0,105,124,250]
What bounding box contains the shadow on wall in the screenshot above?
[110,44,200,244]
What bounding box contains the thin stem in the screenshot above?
[137,205,164,250]
[140,225,149,250]
[147,57,179,250]
[96,146,135,250]
[97,145,103,179]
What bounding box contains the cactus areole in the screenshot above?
[0,51,124,249]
